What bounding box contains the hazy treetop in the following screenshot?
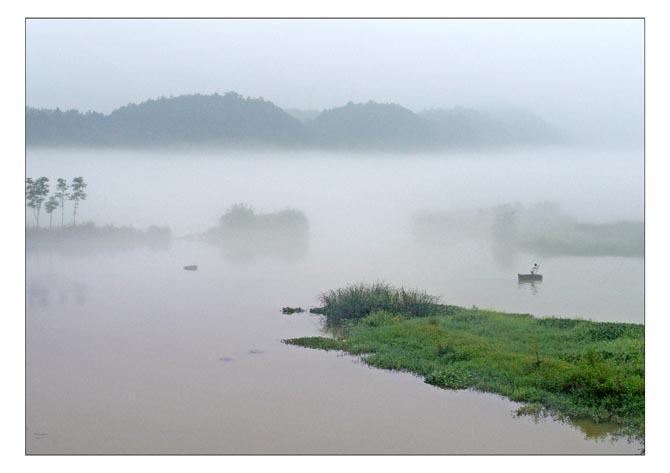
[26,19,643,148]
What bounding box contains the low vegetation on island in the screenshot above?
[284,282,644,444]
[413,202,643,258]
[202,203,309,262]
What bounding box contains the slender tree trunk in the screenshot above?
[61,200,65,227]
[73,200,78,226]
[49,213,53,230]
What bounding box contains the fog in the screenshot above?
[26,147,643,321]
[26,147,644,453]
[25,19,644,454]
[26,19,643,149]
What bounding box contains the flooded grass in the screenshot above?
[285,283,645,443]
[317,281,440,325]
[282,307,305,314]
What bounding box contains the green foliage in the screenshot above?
[581,322,644,342]
[25,176,50,227]
[205,203,309,263]
[286,295,645,443]
[69,176,87,225]
[284,337,343,351]
[282,307,304,314]
[425,367,475,389]
[45,196,59,213]
[44,196,59,229]
[316,281,439,325]
[359,310,406,327]
[212,203,308,237]
[55,178,69,227]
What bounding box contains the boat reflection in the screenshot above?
[518,279,542,295]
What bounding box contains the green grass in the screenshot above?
[284,283,644,443]
[316,281,440,325]
[282,307,305,314]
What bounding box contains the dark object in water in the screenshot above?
[309,307,326,314]
[282,306,304,314]
[219,356,234,362]
[183,265,198,271]
[518,273,543,281]
[249,349,265,354]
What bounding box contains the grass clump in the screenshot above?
[282,307,304,314]
[284,337,344,351]
[285,286,644,444]
[315,281,439,325]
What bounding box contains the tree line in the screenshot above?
[26,93,561,150]
[25,177,87,228]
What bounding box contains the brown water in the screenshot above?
[26,149,643,453]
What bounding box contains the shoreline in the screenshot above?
[284,288,644,446]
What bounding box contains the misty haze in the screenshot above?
[25,19,644,455]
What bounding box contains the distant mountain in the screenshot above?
[27,92,309,147]
[308,101,436,150]
[26,92,562,150]
[419,106,561,147]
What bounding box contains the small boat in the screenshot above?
[518,273,542,281]
[183,265,198,271]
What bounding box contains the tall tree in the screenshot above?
[25,177,50,228]
[25,178,34,227]
[55,178,69,227]
[45,195,59,230]
[69,177,87,225]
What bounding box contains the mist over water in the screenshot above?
[26,147,643,232]
[23,16,645,455]
[26,147,643,453]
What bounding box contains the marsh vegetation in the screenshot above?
[202,203,309,263]
[26,149,643,454]
[285,282,645,444]
[413,202,643,258]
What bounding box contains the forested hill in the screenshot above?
[26,92,561,150]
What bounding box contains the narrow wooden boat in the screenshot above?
[518,273,542,281]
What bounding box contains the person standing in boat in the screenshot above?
[531,263,539,275]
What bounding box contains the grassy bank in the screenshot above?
[284,283,644,443]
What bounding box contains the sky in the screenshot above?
[26,18,644,147]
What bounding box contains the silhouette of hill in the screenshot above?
[26,92,561,150]
[27,92,309,147]
[420,106,561,147]
[307,101,436,150]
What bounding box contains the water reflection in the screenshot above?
[210,234,309,264]
[518,279,542,295]
[516,410,633,447]
[27,279,88,308]
[26,224,172,256]
[571,418,626,441]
